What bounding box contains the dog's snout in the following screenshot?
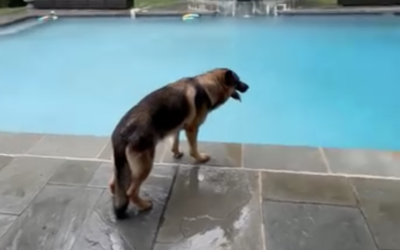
[238,82,249,93]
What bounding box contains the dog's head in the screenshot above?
[222,69,249,102]
[196,68,249,110]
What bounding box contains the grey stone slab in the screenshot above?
[263,201,377,250]
[154,167,263,250]
[87,162,113,188]
[0,157,64,214]
[262,172,357,206]
[0,155,13,172]
[49,160,102,186]
[97,140,113,160]
[0,132,43,154]
[0,185,102,250]
[71,165,177,250]
[351,178,400,250]
[27,134,108,158]
[97,140,167,163]
[161,141,242,167]
[323,148,400,177]
[243,144,327,172]
[0,214,16,239]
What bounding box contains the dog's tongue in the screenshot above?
[231,91,241,101]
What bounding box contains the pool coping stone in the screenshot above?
[0,9,217,27]
[2,6,400,27]
[1,131,400,181]
[280,6,400,16]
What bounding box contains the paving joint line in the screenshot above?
[258,171,267,250]
[263,197,357,209]
[241,143,244,168]
[1,153,400,181]
[95,140,109,159]
[319,147,332,173]
[24,134,47,155]
[348,182,381,249]
[47,182,107,189]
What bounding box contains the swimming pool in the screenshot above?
[1,16,400,150]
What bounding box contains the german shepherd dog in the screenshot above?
[109,68,249,219]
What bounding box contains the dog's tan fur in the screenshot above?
[109,68,249,219]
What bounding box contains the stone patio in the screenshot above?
[0,131,399,250]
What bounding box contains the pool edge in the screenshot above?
[0,9,218,28]
[1,131,400,181]
[2,6,400,27]
[280,6,400,16]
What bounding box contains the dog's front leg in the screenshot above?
[185,127,210,163]
[171,130,184,159]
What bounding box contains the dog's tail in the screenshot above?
[112,148,130,220]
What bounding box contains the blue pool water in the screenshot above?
[1,16,400,149]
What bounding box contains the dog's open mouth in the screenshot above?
[231,83,249,101]
[231,91,241,101]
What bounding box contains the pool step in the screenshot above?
[0,18,47,36]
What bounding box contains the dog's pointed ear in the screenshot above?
[224,70,236,86]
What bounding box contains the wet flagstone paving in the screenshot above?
[0,132,399,250]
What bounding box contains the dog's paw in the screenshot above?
[195,153,211,163]
[173,151,184,159]
[137,199,153,212]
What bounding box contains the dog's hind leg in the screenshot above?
[185,127,210,163]
[171,130,184,159]
[125,146,154,212]
[109,174,115,195]
[109,154,116,195]
[112,151,131,220]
